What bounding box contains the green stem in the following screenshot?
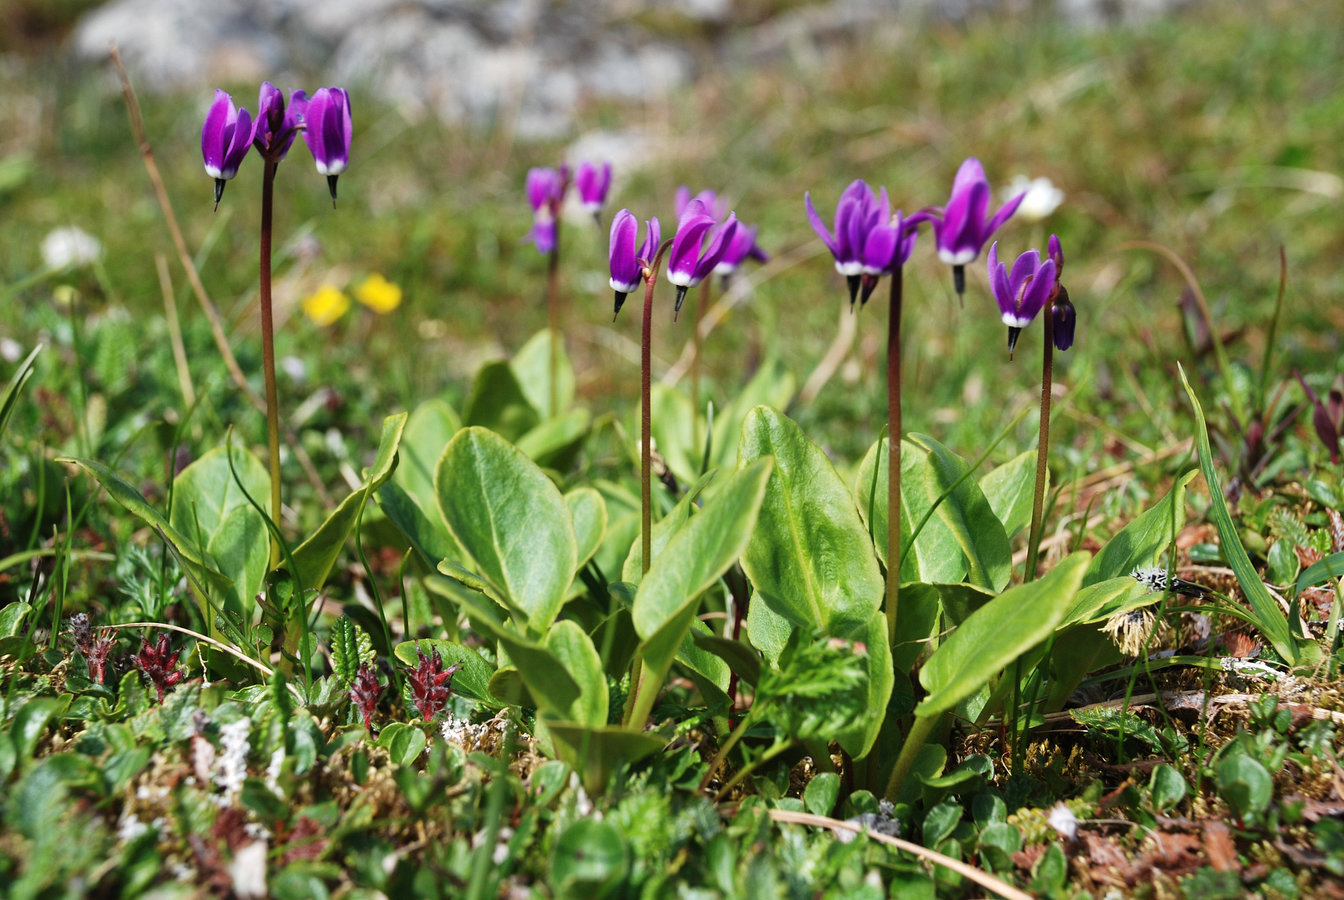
[259,159,283,568]
[698,712,755,794]
[1024,293,1056,583]
[887,269,903,649]
[883,712,938,801]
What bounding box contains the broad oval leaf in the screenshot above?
[854,437,965,585]
[462,361,539,442]
[917,552,1090,720]
[393,398,461,517]
[739,406,883,636]
[436,427,578,634]
[565,487,607,571]
[979,449,1041,541]
[908,434,1012,592]
[511,328,575,420]
[544,620,607,728]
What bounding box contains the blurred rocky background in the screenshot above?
[1,0,1194,142]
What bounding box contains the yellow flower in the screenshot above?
[302,284,351,326]
[354,273,402,314]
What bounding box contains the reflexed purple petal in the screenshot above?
[608,209,640,293]
[1052,288,1075,351]
[1008,248,1040,288]
[577,160,612,211]
[527,168,554,211]
[638,217,661,264]
[694,213,737,281]
[715,223,759,275]
[201,90,235,177]
[302,87,352,176]
[804,191,839,256]
[667,201,716,286]
[984,190,1025,241]
[951,158,987,198]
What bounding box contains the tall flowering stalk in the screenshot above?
[202,82,351,565]
[806,182,921,647]
[526,165,569,417]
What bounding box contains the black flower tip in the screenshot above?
[1006,325,1022,360]
[673,285,689,321]
[953,264,966,297]
[858,274,880,307]
[845,274,861,309]
[327,174,340,207]
[213,178,226,210]
[613,289,629,321]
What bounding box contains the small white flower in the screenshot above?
[1003,176,1064,222]
[117,812,149,842]
[229,839,268,900]
[41,226,103,269]
[214,717,252,798]
[1047,802,1078,842]
[0,338,22,363]
[280,355,307,384]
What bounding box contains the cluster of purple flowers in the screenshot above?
[201,82,352,207]
[807,157,1075,356]
[524,160,613,254]
[607,185,769,320]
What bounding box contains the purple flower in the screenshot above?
[525,165,569,254]
[252,82,305,162]
[609,209,660,318]
[931,159,1025,293]
[674,186,726,220]
[301,87,352,205]
[132,632,184,703]
[714,221,769,278]
[988,241,1057,358]
[1052,288,1075,351]
[667,200,737,317]
[856,210,923,305]
[575,160,612,218]
[805,180,891,306]
[201,89,253,208]
[404,647,460,721]
[1047,233,1064,277]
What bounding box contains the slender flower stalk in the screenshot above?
[258,157,283,564]
[525,166,570,416]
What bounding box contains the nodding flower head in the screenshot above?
[805,180,891,306]
[608,209,660,319]
[300,87,352,205]
[201,89,253,208]
[856,210,924,305]
[674,186,726,221]
[525,165,569,254]
[931,158,1024,275]
[575,160,612,219]
[253,82,305,161]
[1052,287,1075,351]
[713,220,769,278]
[987,241,1056,359]
[666,200,737,318]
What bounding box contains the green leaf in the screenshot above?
[11,695,71,761]
[0,602,30,638]
[511,329,575,420]
[979,449,1042,540]
[1150,763,1188,813]
[292,412,407,593]
[622,470,715,583]
[1179,366,1299,664]
[60,456,233,597]
[854,437,966,584]
[804,772,841,816]
[394,398,461,516]
[632,459,772,709]
[449,590,580,716]
[544,723,666,796]
[394,639,503,708]
[565,487,607,571]
[376,479,458,569]
[462,361,540,442]
[550,818,629,895]
[1215,754,1272,821]
[376,722,428,767]
[0,343,41,441]
[1295,551,1344,598]
[1084,470,1196,587]
[544,621,607,728]
[516,408,591,465]
[918,552,1089,719]
[436,427,578,634]
[908,434,1013,592]
[739,407,883,636]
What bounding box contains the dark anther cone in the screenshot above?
[673,286,689,321]
[1007,325,1022,360]
[845,274,861,309]
[213,178,226,210]
[858,274,880,307]
[613,290,629,321]
[953,264,966,298]
[327,174,340,207]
